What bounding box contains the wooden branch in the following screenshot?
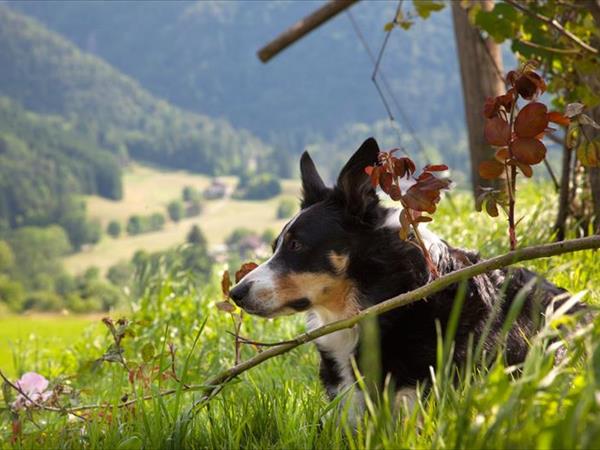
[516,38,581,55]
[505,0,598,55]
[5,236,599,416]
[257,0,359,63]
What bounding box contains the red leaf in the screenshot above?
[511,138,547,165]
[423,164,448,172]
[415,216,432,223]
[389,184,402,201]
[547,111,570,126]
[402,176,450,213]
[516,162,533,177]
[485,198,499,217]
[484,117,511,146]
[379,172,393,193]
[497,89,516,110]
[216,301,236,313]
[514,70,546,100]
[483,97,499,118]
[235,262,258,283]
[221,270,231,297]
[515,102,548,138]
[393,157,416,179]
[479,160,505,180]
[495,148,510,162]
[369,166,381,188]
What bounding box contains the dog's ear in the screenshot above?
[300,151,329,208]
[335,137,380,218]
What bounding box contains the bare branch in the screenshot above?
[505,0,598,55]
[257,0,358,63]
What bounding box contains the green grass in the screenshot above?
[1,184,599,449]
[63,164,300,275]
[0,314,104,377]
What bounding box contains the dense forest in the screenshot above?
[0,97,120,248]
[0,5,274,177]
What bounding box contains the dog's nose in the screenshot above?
[229,282,252,306]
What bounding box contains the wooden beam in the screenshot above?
[257,0,359,63]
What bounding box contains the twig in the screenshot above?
[504,0,598,55]
[516,38,581,55]
[225,331,297,347]
[5,236,600,417]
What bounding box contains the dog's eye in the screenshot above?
[288,239,302,251]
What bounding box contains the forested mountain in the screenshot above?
[0,5,273,176]
[9,1,468,174]
[0,97,121,247]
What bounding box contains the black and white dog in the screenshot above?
[229,137,580,414]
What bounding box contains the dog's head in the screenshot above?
[229,137,384,318]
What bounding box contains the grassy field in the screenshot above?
[0,314,103,377]
[2,184,599,449]
[63,164,300,275]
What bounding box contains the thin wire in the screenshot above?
[346,4,431,160]
[476,30,506,84]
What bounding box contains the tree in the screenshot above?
[127,215,143,235]
[182,186,199,202]
[0,240,14,273]
[107,220,121,238]
[187,225,207,247]
[276,198,296,219]
[149,213,166,231]
[240,173,282,200]
[167,200,184,222]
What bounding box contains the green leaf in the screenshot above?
[141,342,155,363]
[384,21,394,32]
[413,0,445,19]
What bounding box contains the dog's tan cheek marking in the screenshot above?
[274,272,358,315]
[329,252,349,275]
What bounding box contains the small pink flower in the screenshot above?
[11,372,52,410]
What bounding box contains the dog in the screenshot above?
[229,137,581,417]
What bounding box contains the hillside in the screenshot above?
[0,5,273,176]
[9,2,468,173]
[63,165,300,275]
[0,97,123,246]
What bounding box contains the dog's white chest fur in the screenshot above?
[307,308,360,396]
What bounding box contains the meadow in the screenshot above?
[1,184,599,449]
[0,315,103,378]
[63,164,301,275]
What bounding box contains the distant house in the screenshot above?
[203,179,227,200]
